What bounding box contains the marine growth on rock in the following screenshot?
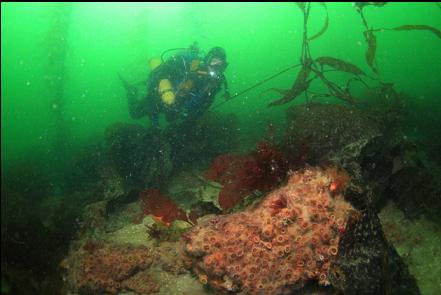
[182,167,357,295]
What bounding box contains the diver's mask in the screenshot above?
[207,57,227,80]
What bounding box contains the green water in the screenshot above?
[2,2,440,165]
[1,2,441,295]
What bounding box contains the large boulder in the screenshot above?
[282,103,381,166]
[105,122,173,188]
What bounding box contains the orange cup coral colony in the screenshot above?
[181,167,357,295]
[77,243,152,294]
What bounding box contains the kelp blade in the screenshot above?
[316,56,366,76]
[308,2,329,41]
[392,24,441,39]
[268,65,311,106]
[364,30,378,74]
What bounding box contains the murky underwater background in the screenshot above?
[1,2,441,295]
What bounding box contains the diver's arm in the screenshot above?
[222,76,231,100]
[119,73,149,119]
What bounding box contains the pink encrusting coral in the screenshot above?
[76,243,153,294]
[181,167,358,294]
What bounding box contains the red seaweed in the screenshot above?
[204,141,289,210]
[140,189,189,226]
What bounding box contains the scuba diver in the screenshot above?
[119,43,230,128]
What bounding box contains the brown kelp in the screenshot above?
[356,2,441,75]
[268,59,312,106]
[266,3,366,106]
[308,2,329,41]
[370,25,441,40]
[265,2,441,107]
[315,56,366,76]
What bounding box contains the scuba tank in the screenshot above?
[147,41,200,71]
[155,42,201,105]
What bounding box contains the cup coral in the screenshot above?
[182,167,357,294]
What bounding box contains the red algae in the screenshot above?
[140,189,189,226]
[204,141,289,210]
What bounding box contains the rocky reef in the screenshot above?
[181,167,420,295]
[35,102,434,295]
[281,103,441,222]
[58,164,422,295]
[282,103,381,167]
